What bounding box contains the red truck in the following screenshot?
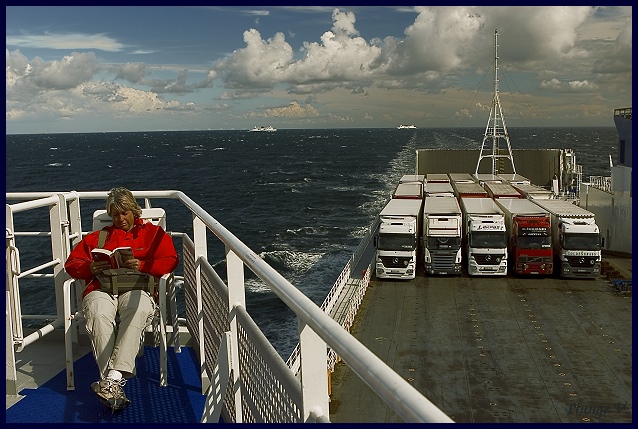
[494,198,553,275]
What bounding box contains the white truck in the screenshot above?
[423,195,462,275]
[529,199,601,278]
[374,198,423,280]
[460,197,508,276]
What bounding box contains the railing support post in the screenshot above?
[193,216,210,394]
[298,320,329,422]
[6,225,18,396]
[226,247,245,423]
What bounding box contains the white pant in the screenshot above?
[83,289,156,378]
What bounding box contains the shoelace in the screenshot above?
[104,378,127,398]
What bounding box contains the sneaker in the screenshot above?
[91,377,131,411]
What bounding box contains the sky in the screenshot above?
[5,5,633,134]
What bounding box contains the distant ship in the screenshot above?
[249,125,277,132]
[397,124,416,129]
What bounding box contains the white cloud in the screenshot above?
[265,101,319,118]
[7,50,99,91]
[540,78,563,90]
[6,33,125,52]
[211,6,608,96]
[567,80,598,91]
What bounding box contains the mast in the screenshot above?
[475,29,516,176]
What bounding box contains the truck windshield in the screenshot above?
[378,233,416,251]
[563,233,601,250]
[517,235,552,249]
[470,231,507,248]
[427,236,460,249]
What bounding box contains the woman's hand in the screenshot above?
[90,261,111,274]
[122,258,142,271]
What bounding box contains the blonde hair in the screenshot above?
[106,187,142,218]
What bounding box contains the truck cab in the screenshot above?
[460,198,508,276]
[375,198,423,280]
[557,218,601,277]
[423,196,462,275]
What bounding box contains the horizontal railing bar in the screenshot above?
[21,318,64,348]
[17,259,60,279]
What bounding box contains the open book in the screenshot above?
[91,247,134,269]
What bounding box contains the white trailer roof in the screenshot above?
[424,195,461,215]
[380,197,423,217]
[448,173,475,183]
[497,174,530,185]
[529,199,595,217]
[399,174,425,183]
[494,198,549,216]
[393,182,423,198]
[426,173,450,183]
[460,197,504,215]
[425,182,454,195]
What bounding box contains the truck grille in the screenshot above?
[566,256,598,267]
[518,256,552,263]
[431,254,458,271]
[380,256,411,268]
[471,254,503,265]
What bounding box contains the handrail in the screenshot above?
[6,190,453,423]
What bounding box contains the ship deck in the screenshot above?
[329,254,632,423]
[5,331,206,423]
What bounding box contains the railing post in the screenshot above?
[6,205,23,351]
[66,194,84,342]
[193,215,210,394]
[50,194,70,321]
[6,224,18,396]
[298,320,329,422]
[67,193,83,248]
[226,246,245,423]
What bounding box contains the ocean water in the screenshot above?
[5,127,618,357]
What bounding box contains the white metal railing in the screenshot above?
[6,190,453,423]
[286,215,379,375]
[588,175,613,193]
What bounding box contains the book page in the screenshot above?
[92,248,114,265]
[113,247,134,268]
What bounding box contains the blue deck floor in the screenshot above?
[6,346,206,423]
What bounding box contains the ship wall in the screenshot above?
[579,185,632,255]
[416,149,562,188]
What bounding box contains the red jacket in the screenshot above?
[65,218,179,298]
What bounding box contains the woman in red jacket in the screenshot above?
[65,187,178,412]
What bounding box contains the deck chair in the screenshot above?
[64,207,180,389]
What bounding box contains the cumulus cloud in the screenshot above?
[265,101,319,118]
[540,78,598,92]
[7,50,99,91]
[211,6,603,97]
[6,49,181,121]
[540,78,563,90]
[568,80,598,91]
[213,8,382,92]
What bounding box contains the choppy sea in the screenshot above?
[5,127,617,357]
